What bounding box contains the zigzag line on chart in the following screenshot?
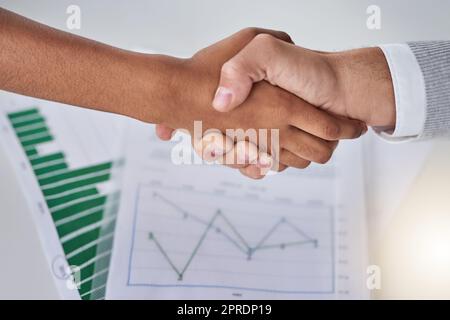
[147,192,319,281]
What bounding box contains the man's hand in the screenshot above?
[211,33,396,129]
[155,29,366,178]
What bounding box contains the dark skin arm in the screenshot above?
[0,8,178,123]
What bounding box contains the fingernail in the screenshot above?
[212,87,233,111]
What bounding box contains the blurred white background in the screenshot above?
[1,0,450,299]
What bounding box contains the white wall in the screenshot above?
[2,0,450,55]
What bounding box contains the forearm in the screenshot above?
[0,8,181,123]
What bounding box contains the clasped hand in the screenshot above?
[153,28,393,179]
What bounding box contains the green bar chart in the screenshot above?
[7,107,119,300]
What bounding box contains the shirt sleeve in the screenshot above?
[374,44,427,142]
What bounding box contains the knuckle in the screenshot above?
[354,122,366,138]
[323,121,341,140]
[295,141,316,160]
[291,158,311,169]
[329,140,339,151]
[254,33,279,51]
[254,33,273,43]
[241,27,259,38]
[298,159,311,169]
[221,60,240,77]
[316,146,333,164]
[280,149,311,169]
[240,168,262,180]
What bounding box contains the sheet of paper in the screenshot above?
[0,91,128,300]
[107,121,369,299]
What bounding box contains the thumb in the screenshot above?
[213,34,334,112]
[212,59,255,112]
[212,34,290,112]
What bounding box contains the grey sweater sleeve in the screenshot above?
[408,41,450,138]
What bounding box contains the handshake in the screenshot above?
[0,8,397,179]
[150,28,396,179]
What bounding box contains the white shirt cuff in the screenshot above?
[375,44,426,141]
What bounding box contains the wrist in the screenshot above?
[153,56,223,133]
[326,47,396,128]
[115,50,187,124]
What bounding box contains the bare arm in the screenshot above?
[0,7,181,123]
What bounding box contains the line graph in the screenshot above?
[127,183,335,294]
[149,192,318,281]
[106,125,368,299]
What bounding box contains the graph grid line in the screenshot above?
[127,184,335,295]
